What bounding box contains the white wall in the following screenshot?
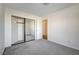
[0,4,4,54]
[5,8,43,47]
[37,19,42,39]
[46,4,79,50]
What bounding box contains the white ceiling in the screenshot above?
[4,3,76,17]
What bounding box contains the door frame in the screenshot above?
[11,15,37,46]
[11,15,36,46]
[11,16,26,46]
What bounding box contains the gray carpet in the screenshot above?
[4,39,79,55]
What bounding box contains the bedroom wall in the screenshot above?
[46,4,79,50]
[5,8,42,47]
[0,4,4,54]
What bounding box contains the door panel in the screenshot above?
[11,16,24,44]
[25,19,35,41]
[11,16,18,44]
[18,18,24,41]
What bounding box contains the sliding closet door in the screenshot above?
[18,17,24,42]
[25,19,35,41]
[11,16,18,44]
[11,16,24,44]
[30,20,35,40]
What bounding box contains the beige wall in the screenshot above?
[46,4,79,50]
[0,4,4,54]
[5,8,43,47]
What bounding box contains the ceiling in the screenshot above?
[4,3,76,17]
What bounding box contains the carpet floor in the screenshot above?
[4,39,79,55]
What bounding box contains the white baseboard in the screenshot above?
[48,40,79,51]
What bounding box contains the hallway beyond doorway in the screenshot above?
[42,19,48,40]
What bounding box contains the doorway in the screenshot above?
[11,16,35,45]
[42,19,48,40]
